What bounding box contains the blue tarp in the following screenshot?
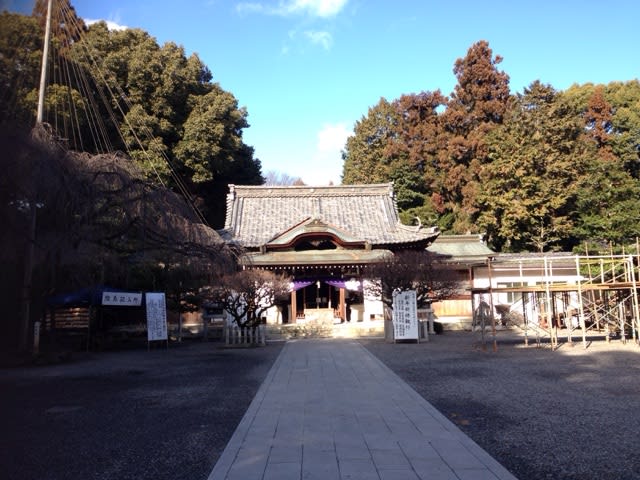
[47,285,137,307]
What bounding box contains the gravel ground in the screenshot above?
[362,331,640,480]
[3,333,640,480]
[0,340,283,480]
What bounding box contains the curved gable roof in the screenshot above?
[267,217,365,248]
[218,183,439,249]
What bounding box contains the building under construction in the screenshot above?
[469,252,640,349]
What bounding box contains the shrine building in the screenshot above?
[218,183,440,324]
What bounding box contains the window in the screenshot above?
[497,282,526,305]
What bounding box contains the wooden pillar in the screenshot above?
[339,287,346,321]
[291,289,297,324]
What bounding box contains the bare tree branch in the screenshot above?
[364,250,463,308]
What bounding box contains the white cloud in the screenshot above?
[85,19,128,31]
[237,0,348,18]
[280,29,332,53]
[317,123,351,152]
[296,123,352,185]
[286,0,348,17]
[304,30,333,50]
[235,2,267,15]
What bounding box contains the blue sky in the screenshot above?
[3,0,639,185]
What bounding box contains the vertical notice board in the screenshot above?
[146,292,168,341]
[392,290,418,340]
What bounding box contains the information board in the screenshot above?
[392,290,418,340]
[145,292,168,341]
[102,291,142,306]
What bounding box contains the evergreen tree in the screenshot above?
[0,12,42,128]
[563,81,640,179]
[584,86,614,151]
[176,86,263,226]
[341,97,398,184]
[439,40,511,233]
[342,92,447,225]
[479,81,586,252]
[574,86,640,244]
[75,22,264,226]
[386,91,447,226]
[606,81,640,179]
[0,5,264,228]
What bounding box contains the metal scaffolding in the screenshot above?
[471,253,640,349]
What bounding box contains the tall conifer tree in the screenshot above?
[438,40,510,233]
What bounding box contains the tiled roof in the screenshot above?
[218,183,439,248]
[427,234,495,259]
[492,251,579,266]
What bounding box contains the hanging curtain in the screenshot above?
[290,280,314,291]
[290,279,362,291]
[325,279,362,291]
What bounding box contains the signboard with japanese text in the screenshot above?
[102,291,142,306]
[145,292,168,341]
[392,290,418,340]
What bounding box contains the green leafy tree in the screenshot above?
[175,86,252,182]
[605,81,640,179]
[75,22,262,226]
[479,81,587,252]
[563,81,640,179]
[342,97,399,184]
[175,86,263,225]
[32,0,86,47]
[574,86,640,244]
[0,3,87,134]
[1,5,263,228]
[0,12,42,128]
[575,160,640,245]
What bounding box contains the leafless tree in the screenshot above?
[1,126,236,351]
[364,250,463,309]
[202,270,291,328]
[263,169,304,186]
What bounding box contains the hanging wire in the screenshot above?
[50,0,210,226]
[61,53,84,150]
[55,1,113,153]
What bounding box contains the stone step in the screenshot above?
[266,320,385,341]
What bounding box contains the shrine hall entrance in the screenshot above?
[289,279,362,323]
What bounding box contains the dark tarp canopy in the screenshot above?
[47,285,139,307]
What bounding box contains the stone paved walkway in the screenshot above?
[207,339,517,480]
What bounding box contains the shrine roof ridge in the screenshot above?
[227,183,396,198]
